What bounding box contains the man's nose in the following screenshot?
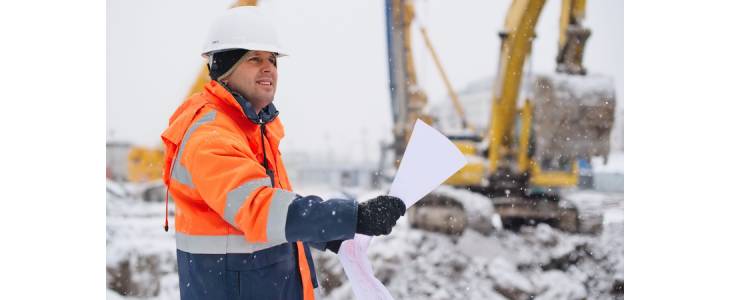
[262,61,276,73]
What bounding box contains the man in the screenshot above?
[160,6,406,300]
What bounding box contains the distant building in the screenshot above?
[429,76,492,134]
[284,151,378,189]
[107,141,132,181]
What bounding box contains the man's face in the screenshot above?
[225,50,278,111]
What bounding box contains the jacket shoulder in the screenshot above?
[184,106,255,158]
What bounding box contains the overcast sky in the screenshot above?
[107,0,623,163]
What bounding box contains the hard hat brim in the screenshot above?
[202,43,288,58]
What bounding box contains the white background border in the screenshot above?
[1,0,729,298]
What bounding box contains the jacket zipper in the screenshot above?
[259,118,276,187]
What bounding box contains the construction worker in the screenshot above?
[160,6,406,300]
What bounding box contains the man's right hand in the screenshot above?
[355,195,406,236]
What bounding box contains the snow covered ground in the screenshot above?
[315,188,624,300]
[107,180,623,299]
[107,180,179,300]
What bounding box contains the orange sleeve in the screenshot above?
[183,125,276,242]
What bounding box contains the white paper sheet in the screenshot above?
[337,119,467,300]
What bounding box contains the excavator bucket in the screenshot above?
[531,74,616,167]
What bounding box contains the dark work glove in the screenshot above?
[325,240,343,254]
[355,195,406,236]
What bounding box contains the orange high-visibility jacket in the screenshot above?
[161,80,357,300]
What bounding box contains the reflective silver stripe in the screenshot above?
[223,178,272,227]
[171,111,217,188]
[175,232,286,254]
[265,189,298,244]
[314,287,322,300]
[171,157,194,188]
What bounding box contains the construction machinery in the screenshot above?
[381,0,473,234]
[127,146,164,183]
[383,0,616,234]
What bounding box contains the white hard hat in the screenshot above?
[201,6,288,58]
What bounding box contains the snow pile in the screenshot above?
[432,185,498,233]
[315,191,624,300]
[107,182,622,300]
[107,187,180,299]
[591,152,624,193]
[592,152,624,174]
[531,270,587,300]
[107,179,130,198]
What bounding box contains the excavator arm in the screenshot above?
[487,0,546,176]
[556,0,590,75]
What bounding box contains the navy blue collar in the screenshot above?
[219,81,279,125]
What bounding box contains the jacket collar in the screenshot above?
[206,80,279,125]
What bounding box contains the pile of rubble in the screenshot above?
[106,182,179,299]
[106,180,623,300]
[315,220,623,300]
[315,188,624,300]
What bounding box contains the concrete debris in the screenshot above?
[107,183,623,300]
[488,257,535,299]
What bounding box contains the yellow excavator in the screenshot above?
[384,0,615,233]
